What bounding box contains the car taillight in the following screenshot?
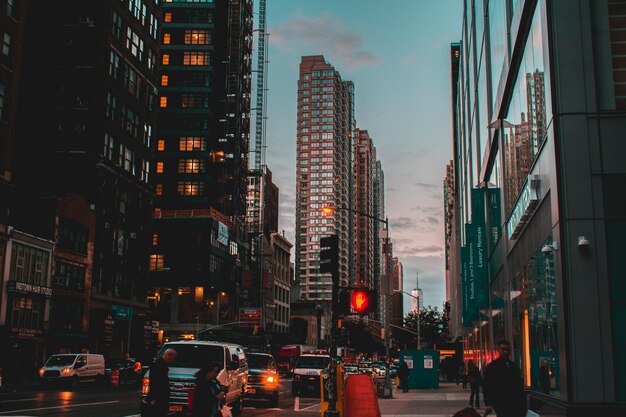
[142,377,150,395]
[38,368,44,377]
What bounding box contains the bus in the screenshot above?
[277,344,316,375]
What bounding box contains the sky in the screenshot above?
[261,1,463,313]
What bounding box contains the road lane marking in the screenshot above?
[0,398,39,403]
[0,400,119,414]
[297,402,320,411]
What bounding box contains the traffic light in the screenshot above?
[320,235,339,277]
[339,288,377,316]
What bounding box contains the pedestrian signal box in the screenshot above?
[349,289,376,315]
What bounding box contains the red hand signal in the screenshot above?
[351,290,369,313]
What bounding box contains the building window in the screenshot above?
[179,137,206,151]
[164,12,172,22]
[160,96,167,107]
[9,243,50,286]
[141,159,150,183]
[54,260,85,291]
[7,0,15,17]
[162,54,170,65]
[10,297,42,330]
[149,14,158,39]
[109,50,121,80]
[161,75,169,86]
[163,33,171,44]
[126,27,144,61]
[157,139,165,151]
[177,181,204,196]
[2,32,11,57]
[112,10,122,39]
[178,159,205,173]
[152,233,159,246]
[183,51,209,65]
[155,183,163,195]
[184,29,210,44]
[103,133,115,160]
[58,219,88,254]
[149,254,165,271]
[181,94,208,108]
[106,92,117,120]
[156,161,164,173]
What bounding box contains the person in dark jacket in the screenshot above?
[192,362,225,417]
[483,340,526,417]
[147,348,177,417]
[467,360,481,408]
[397,362,410,393]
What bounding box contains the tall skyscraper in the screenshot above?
[295,55,354,302]
[354,129,375,288]
[373,160,385,321]
[151,0,253,336]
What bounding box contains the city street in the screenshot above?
[0,380,324,417]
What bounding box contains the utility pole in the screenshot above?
[416,272,421,350]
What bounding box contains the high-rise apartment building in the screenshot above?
[373,160,385,321]
[450,0,626,413]
[295,55,354,303]
[353,129,375,288]
[151,0,253,338]
[4,0,161,362]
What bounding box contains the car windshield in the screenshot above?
[247,354,272,369]
[157,344,223,369]
[46,355,77,366]
[296,356,330,369]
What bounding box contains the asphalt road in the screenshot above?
[0,379,323,417]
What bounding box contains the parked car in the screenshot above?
[39,353,105,387]
[245,352,279,407]
[291,353,330,397]
[140,341,248,416]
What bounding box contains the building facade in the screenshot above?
[353,129,375,289]
[450,0,626,414]
[151,0,253,340]
[295,55,354,306]
[372,160,385,323]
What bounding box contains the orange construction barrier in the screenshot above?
[110,369,119,387]
[343,374,381,417]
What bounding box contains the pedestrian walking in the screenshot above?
[146,348,177,417]
[483,340,526,417]
[397,361,410,393]
[191,362,226,417]
[467,360,481,408]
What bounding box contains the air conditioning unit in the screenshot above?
[130,232,137,239]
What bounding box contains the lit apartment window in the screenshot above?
[162,54,170,65]
[152,233,159,246]
[161,75,169,86]
[183,52,209,65]
[177,181,204,196]
[157,139,165,151]
[149,254,165,271]
[156,162,164,173]
[184,30,210,45]
[179,137,206,151]
[160,97,167,108]
[164,12,172,22]
[179,159,204,173]
[163,33,171,44]
[155,184,163,196]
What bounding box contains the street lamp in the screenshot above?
[321,205,393,398]
[393,288,421,350]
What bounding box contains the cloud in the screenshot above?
[395,245,444,257]
[413,182,439,191]
[390,217,418,229]
[270,14,380,70]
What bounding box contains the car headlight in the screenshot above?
[61,367,73,375]
[266,376,277,384]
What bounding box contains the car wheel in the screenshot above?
[268,394,278,408]
[70,376,79,388]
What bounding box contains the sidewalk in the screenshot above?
[378,382,485,417]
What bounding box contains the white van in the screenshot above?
[39,353,105,386]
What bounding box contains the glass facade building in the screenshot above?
[449,0,626,414]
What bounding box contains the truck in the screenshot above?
[277,344,316,375]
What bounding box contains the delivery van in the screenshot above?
[39,353,105,386]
